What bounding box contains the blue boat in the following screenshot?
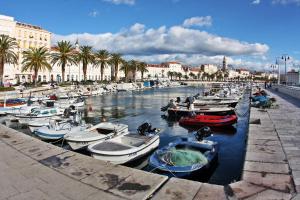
[149,128,218,177]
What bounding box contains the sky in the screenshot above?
[1,0,300,72]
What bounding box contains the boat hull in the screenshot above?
[179,114,238,127]
[89,136,160,165]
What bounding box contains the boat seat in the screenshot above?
[92,142,132,151]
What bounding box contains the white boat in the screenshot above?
[58,97,85,108]
[27,116,70,133]
[34,121,89,140]
[88,123,160,164]
[16,107,64,119]
[64,122,129,150]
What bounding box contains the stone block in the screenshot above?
[194,183,226,200]
[229,181,266,199]
[243,171,293,192]
[243,161,289,174]
[244,189,292,200]
[152,178,202,200]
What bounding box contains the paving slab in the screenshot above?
[244,189,292,200]
[245,151,286,163]
[229,181,266,199]
[243,161,289,174]
[82,164,168,200]
[243,171,293,192]
[193,183,226,200]
[151,178,202,200]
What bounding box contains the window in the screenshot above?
[43,75,46,82]
[67,75,70,81]
[38,75,41,82]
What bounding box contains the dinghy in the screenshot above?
[64,122,129,150]
[179,114,238,127]
[167,107,235,118]
[88,123,160,164]
[149,127,218,177]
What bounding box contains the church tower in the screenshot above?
[222,56,227,71]
[75,39,79,51]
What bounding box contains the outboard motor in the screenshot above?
[195,126,212,141]
[137,122,157,135]
[176,97,181,103]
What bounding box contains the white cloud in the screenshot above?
[183,16,212,27]
[272,0,300,5]
[52,23,269,70]
[252,0,261,5]
[103,0,135,5]
[88,10,99,17]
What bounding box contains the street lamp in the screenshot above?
[270,64,276,83]
[282,55,290,85]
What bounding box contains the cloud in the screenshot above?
[88,10,99,17]
[52,23,269,70]
[183,16,212,27]
[103,0,135,5]
[252,0,261,5]
[272,0,300,5]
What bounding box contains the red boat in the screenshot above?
[179,114,238,127]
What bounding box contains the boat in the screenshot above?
[167,107,235,118]
[16,107,64,119]
[193,99,238,108]
[179,114,238,127]
[87,123,160,164]
[0,98,27,108]
[58,97,85,108]
[149,127,218,177]
[64,122,129,150]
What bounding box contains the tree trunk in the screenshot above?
[34,69,38,87]
[83,64,87,81]
[114,63,118,82]
[101,63,104,81]
[0,58,3,86]
[141,72,144,81]
[61,63,65,82]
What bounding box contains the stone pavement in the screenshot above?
[1,88,300,200]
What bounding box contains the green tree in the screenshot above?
[120,60,130,82]
[177,72,183,80]
[129,60,139,82]
[109,53,124,82]
[51,41,76,82]
[138,61,148,81]
[0,35,18,84]
[94,49,110,81]
[76,46,94,81]
[167,71,174,80]
[22,47,51,86]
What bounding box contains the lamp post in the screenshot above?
[270,64,276,83]
[282,55,290,85]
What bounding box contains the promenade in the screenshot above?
[0,88,299,200]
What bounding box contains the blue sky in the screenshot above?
[1,0,300,71]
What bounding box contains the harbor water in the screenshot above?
[79,86,250,185]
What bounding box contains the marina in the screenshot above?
[0,84,297,199]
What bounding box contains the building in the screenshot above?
[287,70,300,85]
[201,64,218,75]
[1,14,52,83]
[222,56,227,71]
[237,69,250,79]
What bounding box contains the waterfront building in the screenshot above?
[222,56,227,71]
[287,70,300,85]
[237,68,251,79]
[200,64,218,75]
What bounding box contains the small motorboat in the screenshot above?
[0,98,27,108]
[64,122,129,150]
[15,107,64,119]
[167,107,235,118]
[193,99,238,108]
[149,127,218,177]
[88,122,160,164]
[179,114,238,127]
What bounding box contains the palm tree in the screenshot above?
[94,49,110,81]
[167,71,174,80]
[138,61,148,81]
[109,53,123,82]
[177,72,183,80]
[129,60,139,82]
[51,41,76,82]
[22,47,51,86]
[120,60,130,82]
[189,72,195,80]
[0,35,18,85]
[76,46,94,81]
